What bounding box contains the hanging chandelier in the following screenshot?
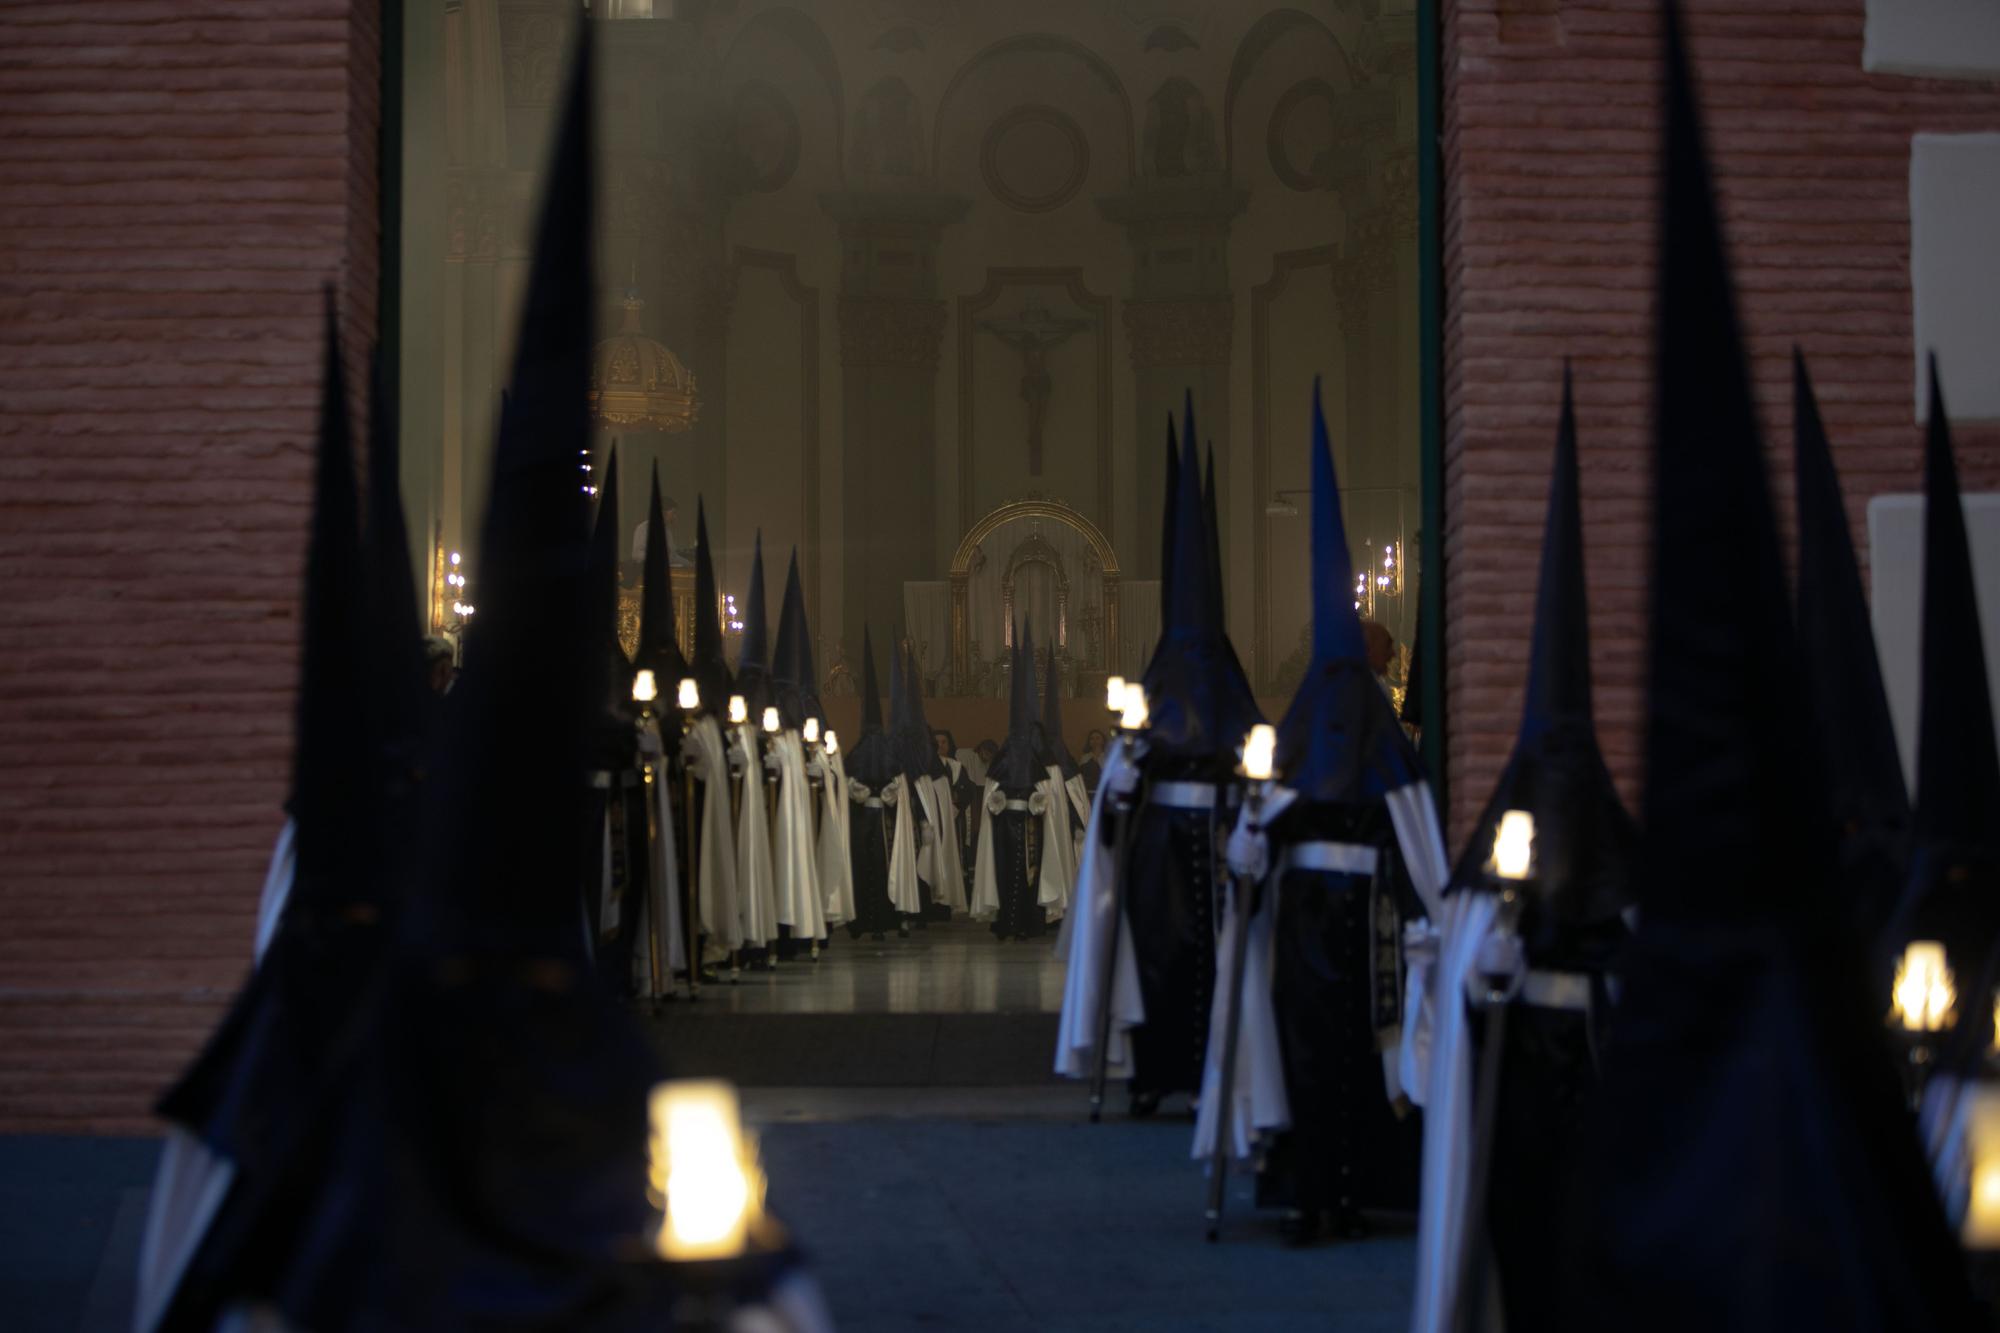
[589,286,700,433]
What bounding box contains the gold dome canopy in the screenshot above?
[589,288,700,433]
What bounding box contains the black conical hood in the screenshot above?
[635,462,686,687]
[1794,350,1910,946]
[689,499,733,714]
[1160,418,1181,625]
[989,620,1042,792]
[771,548,803,727]
[1448,366,1637,955]
[1140,394,1263,760]
[363,343,428,798]
[1274,379,1418,804]
[1556,11,1976,1327]
[903,641,944,779]
[1913,359,2000,860]
[795,577,822,726]
[735,531,772,720]
[1041,644,1076,776]
[291,292,374,902]
[845,625,897,788]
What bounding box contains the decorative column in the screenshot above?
[1098,183,1246,580]
[822,191,969,666]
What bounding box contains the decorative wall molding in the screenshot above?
[981,104,1090,213]
[955,268,1114,536]
[835,293,946,370]
[730,248,823,624]
[1252,244,1338,691]
[1121,295,1234,369]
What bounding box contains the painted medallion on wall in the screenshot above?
[981,106,1090,214]
[1268,77,1339,191]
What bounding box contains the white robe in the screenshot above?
[682,715,742,952]
[1053,739,1147,1079]
[1034,764,1088,917]
[137,819,294,1333]
[1189,786,1298,1163]
[731,723,779,947]
[918,770,968,914]
[816,748,855,925]
[969,780,1007,922]
[771,731,826,941]
[884,774,922,916]
[630,718,687,997]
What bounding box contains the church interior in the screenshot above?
[9,0,2000,1330]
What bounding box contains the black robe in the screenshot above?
[846,780,897,938]
[988,780,1044,941]
[1124,755,1223,1098]
[1257,800,1424,1219]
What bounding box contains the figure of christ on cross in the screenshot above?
[977,300,1092,475]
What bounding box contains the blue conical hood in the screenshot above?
[771,548,804,727]
[1273,378,1416,804]
[845,625,897,788]
[989,620,1041,791]
[635,461,686,687]
[1041,644,1076,777]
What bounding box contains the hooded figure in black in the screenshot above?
[1123,396,1264,1114]
[1217,382,1437,1244]
[1407,367,1639,1324]
[1035,644,1089,918]
[735,532,775,727]
[1795,353,1912,954]
[1899,364,2000,1233]
[141,295,407,1333]
[976,624,1050,941]
[845,628,902,940]
[688,499,735,717]
[767,551,827,958]
[582,448,646,988]
[1552,11,1977,1329]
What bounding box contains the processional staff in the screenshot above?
[1089,677,1150,1123]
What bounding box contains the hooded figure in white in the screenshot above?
[768,550,827,949]
[730,533,780,953]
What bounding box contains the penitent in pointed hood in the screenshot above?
[1793,351,1910,948]
[845,625,898,789]
[1555,8,1977,1327]
[735,532,772,722]
[1447,365,1637,958]
[363,344,429,800]
[1273,380,1421,806]
[689,499,733,716]
[1890,361,2000,1073]
[1140,391,1263,760]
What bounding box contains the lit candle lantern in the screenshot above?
[648,1079,766,1262]
[728,695,747,726]
[1105,675,1128,713]
[1891,940,1957,1033]
[1119,686,1149,731]
[1490,810,1536,881]
[803,717,820,745]
[761,706,779,734]
[823,729,838,754]
[631,669,658,705]
[677,678,700,711]
[1242,724,1276,782]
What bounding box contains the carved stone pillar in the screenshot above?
[822,190,968,663]
[1099,183,1246,580]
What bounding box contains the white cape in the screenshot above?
[631,718,687,997]
[918,771,968,914]
[816,748,855,926]
[684,715,743,952]
[1053,738,1146,1079]
[884,774,922,915]
[732,723,778,947]
[1190,787,1298,1162]
[771,731,826,941]
[969,780,1008,922]
[1034,765,1088,917]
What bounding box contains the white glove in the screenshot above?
[1028,790,1049,817]
[984,785,1007,817]
[847,777,870,804]
[1225,822,1269,881]
[1108,760,1141,798]
[882,780,900,806]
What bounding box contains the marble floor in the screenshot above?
[698,917,1068,1016]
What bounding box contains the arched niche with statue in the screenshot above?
[948,498,1120,698]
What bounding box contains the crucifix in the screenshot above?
[977,300,1092,475]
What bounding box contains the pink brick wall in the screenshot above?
[1441,0,2000,840]
[0,0,379,1132]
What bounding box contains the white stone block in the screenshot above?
[1911,134,2000,424]
[1865,0,2000,80]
